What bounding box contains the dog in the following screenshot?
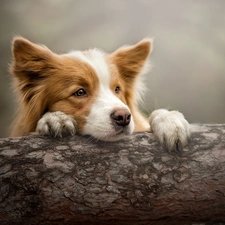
[10,37,190,150]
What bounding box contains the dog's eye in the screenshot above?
[115,86,120,94]
[74,88,86,97]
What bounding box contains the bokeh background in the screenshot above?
[0,0,225,137]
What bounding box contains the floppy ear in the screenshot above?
[10,37,56,104]
[111,38,153,79]
[11,37,54,81]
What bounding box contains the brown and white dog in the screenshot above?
[10,37,190,150]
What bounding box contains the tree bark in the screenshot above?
[0,124,225,225]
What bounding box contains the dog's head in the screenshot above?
[11,37,152,140]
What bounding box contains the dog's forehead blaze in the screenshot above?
[68,49,113,91]
[82,49,111,86]
[78,50,129,106]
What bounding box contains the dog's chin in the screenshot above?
[89,128,133,142]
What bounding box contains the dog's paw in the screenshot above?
[149,109,191,151]
[36,111,77,137]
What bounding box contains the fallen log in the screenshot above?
[0,124,225,225]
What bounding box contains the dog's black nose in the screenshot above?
[111,109,131,127]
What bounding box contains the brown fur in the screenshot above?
[108,40,151,131]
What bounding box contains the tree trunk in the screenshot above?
[0,124,225,225]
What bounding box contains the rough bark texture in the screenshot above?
[0,124,225,225]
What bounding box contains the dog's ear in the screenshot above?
[111,38,153,79]
[11,37,54,81]
[10,38,56,134]
[10,37,55,116]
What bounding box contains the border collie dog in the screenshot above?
[10,37,190,151]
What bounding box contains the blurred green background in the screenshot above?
[0,0,225,137]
